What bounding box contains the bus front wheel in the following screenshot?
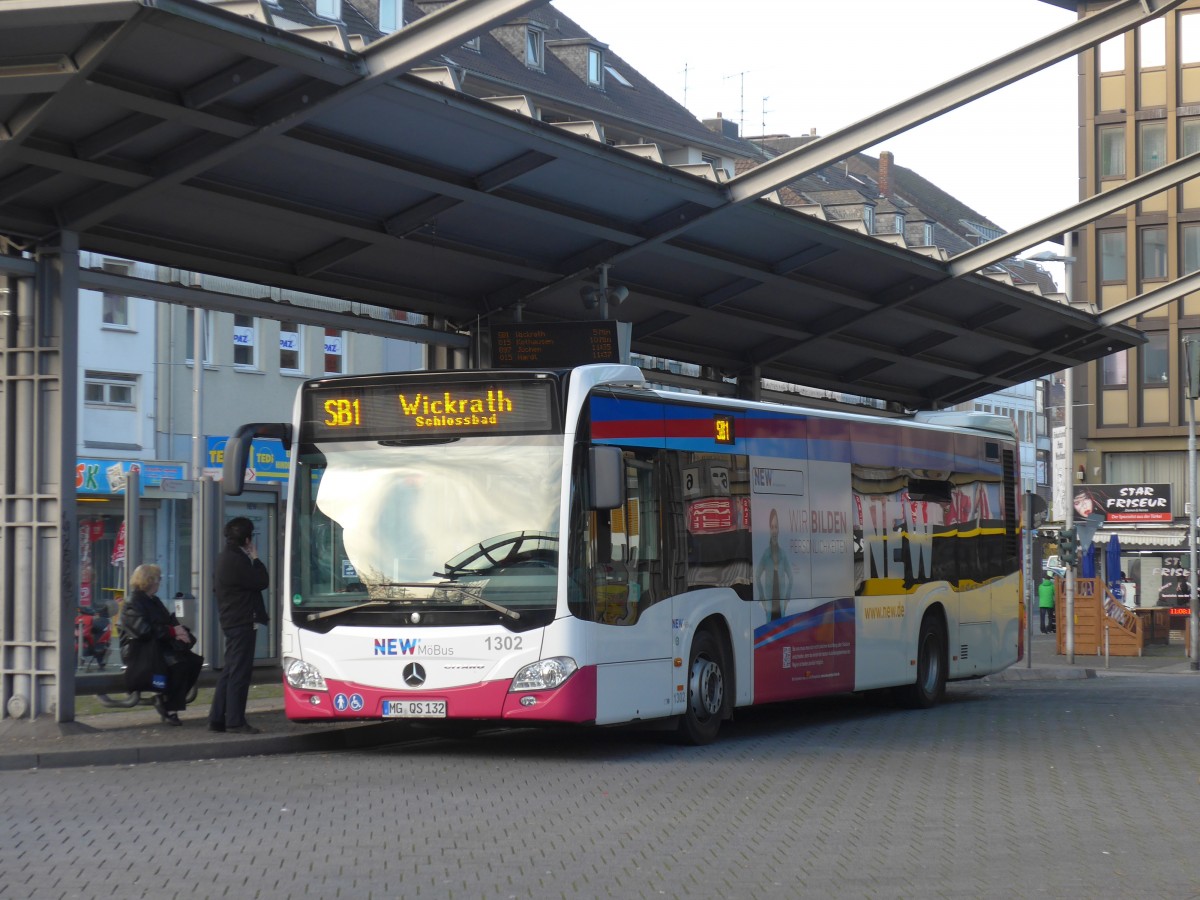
[895,613,947,709]
[677,629,728,745]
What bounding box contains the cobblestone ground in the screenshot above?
[2,675,1199,900]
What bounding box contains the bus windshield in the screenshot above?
[291,434,563,625]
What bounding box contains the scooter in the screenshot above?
[75,606,111,670]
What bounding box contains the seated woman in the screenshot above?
[120,564,203,726]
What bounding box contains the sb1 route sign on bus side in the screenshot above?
[491,321,631,368]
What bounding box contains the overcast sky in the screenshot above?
[552,0,1078,235]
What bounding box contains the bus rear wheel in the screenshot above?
[895,613,946,709]
[677,629,728,745]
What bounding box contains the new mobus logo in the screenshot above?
[375,637,422,656]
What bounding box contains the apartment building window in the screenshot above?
[233,315,257,367]
[1099,34,1125,72]
[1139,121,1167,173]
[101,260,130,327]
[184,311,212,364]
[587,47,603,87]
[1139,17,1166,69]
[84,371,136,407]
[316,0,341,19]
[1100,230,1127,282]
[1184,12,1200,64]
[1103,351,1128,387]
[1183,223,1200,274]
[525,26,544,70]
[102,291,129,327]
[1142,332,1169,385]
[1140,226,1168,280]
[324,328,344,375]
[279,321,302,373]
[378,0,400,33]
[1098,124,1125,178]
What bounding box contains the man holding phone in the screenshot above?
[209,516,270,734]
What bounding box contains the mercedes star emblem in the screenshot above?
[403,662,427,687]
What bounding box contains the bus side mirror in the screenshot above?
[222,423,292,495]
[588,445,624,510]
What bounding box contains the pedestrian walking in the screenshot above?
[208,517,270,734]
[1038,574,1056,634]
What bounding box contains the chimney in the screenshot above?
[702,112,739,139]
[878,150,893,198]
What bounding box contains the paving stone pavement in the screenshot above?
[0,632,1199,899]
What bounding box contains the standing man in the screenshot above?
[1038,574,1057,635]
[209,516,270,734]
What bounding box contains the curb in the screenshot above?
[988,667,1095,682]
[0,720,419,772]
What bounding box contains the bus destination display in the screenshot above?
[492,322,620,368]
[302,379,558,441]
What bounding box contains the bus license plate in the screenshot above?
[383,699,447,718]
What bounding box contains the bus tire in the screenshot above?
[895,613,947,709]
[677,629,728,745]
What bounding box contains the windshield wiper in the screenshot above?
[307,599,395,622]
[435,583,521,620]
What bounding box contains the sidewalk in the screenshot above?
[992,630,1199,680]
[0,693,423,772]
[2,633,1196,771]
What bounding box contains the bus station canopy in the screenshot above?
[0,0,1143,409]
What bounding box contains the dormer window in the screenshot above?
[315,0,341,20]
[587,47,603,87]
[464,35,481,51]
[378,0,400,33]
[863,205,874,233]
[525,26,544,70]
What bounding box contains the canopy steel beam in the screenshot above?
[949,150,1200,276]
[726,0,1185,204]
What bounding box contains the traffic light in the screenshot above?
[1059,527,1079,567]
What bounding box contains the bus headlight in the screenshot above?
[510,656,578,691]
[284,657,328,691]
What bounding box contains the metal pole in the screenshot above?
[1063,233,1076,665]
[1186,336,1199,670]
[191,307,205,601]
[1025,491,1034,668]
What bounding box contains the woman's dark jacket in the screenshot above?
[214,541,270,630]
[119,588,181,665]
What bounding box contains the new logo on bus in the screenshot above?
[374,637,422,656]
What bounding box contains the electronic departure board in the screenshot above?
[301,378,559,442]
[492,322,621,368]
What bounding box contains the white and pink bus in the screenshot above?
[225,364,1022,744]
